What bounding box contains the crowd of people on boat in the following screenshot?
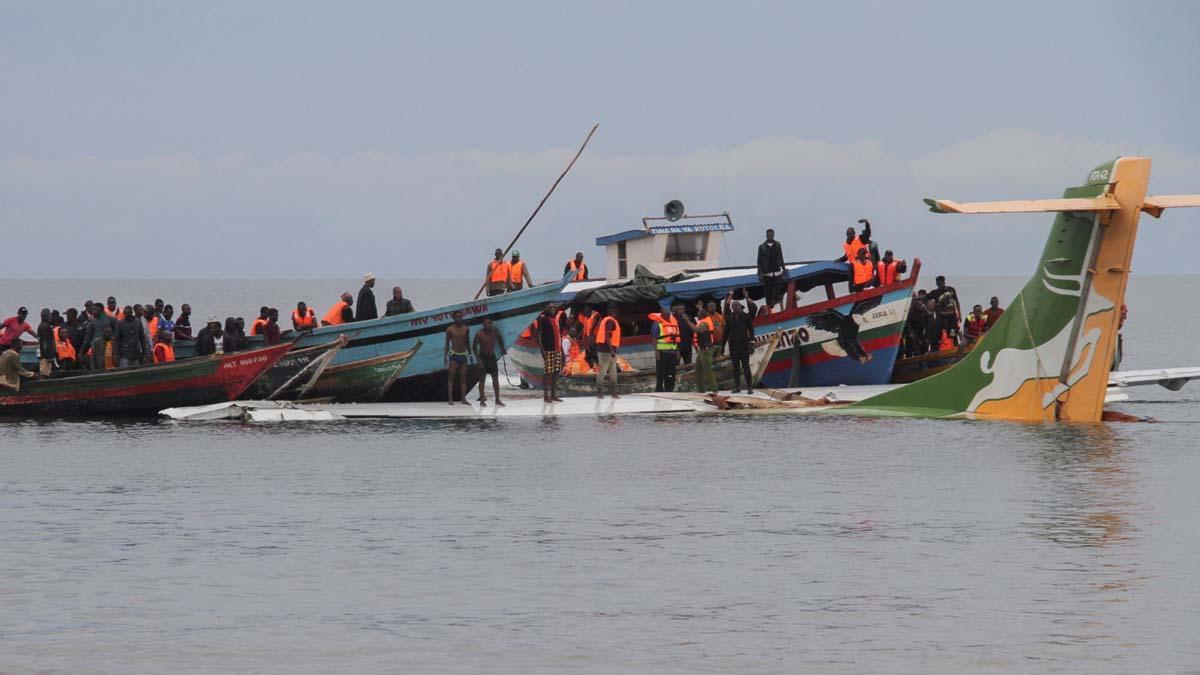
[483,249,590,295]
[901,276,1005,357]
[0,273,421,387]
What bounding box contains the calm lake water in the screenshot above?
[2,276,1199,673]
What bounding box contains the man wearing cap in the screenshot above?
[1,307,37,353]
[509,251,533,291]
[356,273,378,322]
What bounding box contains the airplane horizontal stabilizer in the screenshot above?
[923,195,1122,214]
[1141,194,1200,218]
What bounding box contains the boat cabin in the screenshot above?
[595,213,734,280]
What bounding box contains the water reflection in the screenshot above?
[1022,424,1138,550]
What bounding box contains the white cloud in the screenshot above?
[1,129,1196,278]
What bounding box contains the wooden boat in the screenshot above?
[511,261,920,390]
[163,279,569,401]
[237,338,346,401]
[283,341,421,403]
[553,331,780,396]
[0,343,292,417]
[890,340,976,383]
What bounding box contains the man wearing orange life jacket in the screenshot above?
[593,305,622,398]
[321,293,354,327]
[485,248,511,296]
[104,296,124,321]
[152,329,175,364]
[564,252,588,281]
[508,251,533,291]
[649,309,680,392]
[53,320,77,370]
[876,250,901,286]
[293,302,318,332]
[249,306,270,336]
[850,247,875,293]
[837,218,880,265]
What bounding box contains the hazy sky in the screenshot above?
[2,1,1198,279]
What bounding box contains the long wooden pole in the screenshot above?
[474,123,600,299]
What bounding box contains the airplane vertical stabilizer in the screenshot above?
[850,157,1152,422]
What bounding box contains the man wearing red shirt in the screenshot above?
[1,307,36,352]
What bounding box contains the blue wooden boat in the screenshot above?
[167,278,568,400]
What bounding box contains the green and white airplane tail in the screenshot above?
[849,156,1200,422]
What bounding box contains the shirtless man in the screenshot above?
[472,318,507,407]
[444,310,472,405]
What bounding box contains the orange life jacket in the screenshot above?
[595,316,621,349]
[843,238,866,262]
[877,260,899,285]
[939,330,956,352]
[250,317,268,335]
[695,315,716,348]
[293,309,317,329]
[579,311,596,339]
[649,313,679,351]
[147,316,159,338]
[153,341,175,364]
[852,258,874,286]
[489,260,511,285]
[323,301,349,326]
[53,326,76,361]
[509,260,527,288]
[102,340,116,370]
[567,259,587,281]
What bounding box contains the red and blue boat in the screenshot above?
[0,342,292,417]
[509,260,919,389]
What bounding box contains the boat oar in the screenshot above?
[474,123,600,299]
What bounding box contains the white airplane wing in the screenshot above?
[1109,367,1200,391]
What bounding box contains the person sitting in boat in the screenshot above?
[152,329,175,364]
[963,305,987,343]
[292,302,318,332]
